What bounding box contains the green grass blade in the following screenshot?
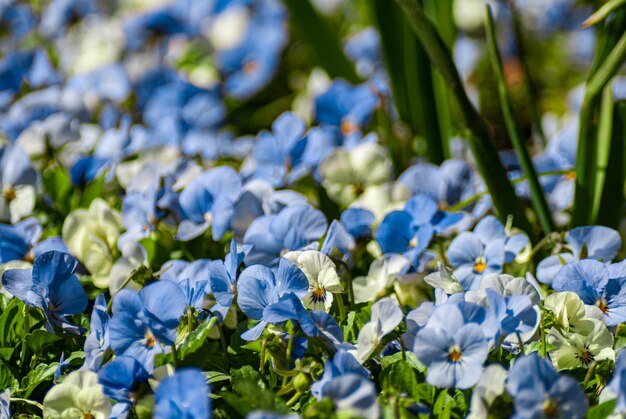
[582,0,626,27]
[508,0,547,146]
[485,6,555,234]
[370,0,445,165]
[573,14,626,226]
[591,86,615,222]
[597,100,626,228]
[395,0,534,239]
[282,0,359,83]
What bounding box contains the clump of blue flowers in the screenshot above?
[2,0,626,417]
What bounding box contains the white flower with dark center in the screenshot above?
[283,250,343,312]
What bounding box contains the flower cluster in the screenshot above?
[0,0,625,418]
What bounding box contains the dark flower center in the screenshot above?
[341,120,357,136]
[145,331,156,348]
[244,60,258,75]
[543,399,558,416]
[596,298,609,314]
[576,346,594,365]
[473,256,487,273]
[84,413,95,419]
[3,187,16,202]
[310,287,327,304]
[448,346,462,363]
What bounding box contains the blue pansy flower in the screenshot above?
[0,50,60,108]
[98,355,149,418]
[177,166,242,241]
[507,353,588,418]
[236,258,309,341]
[321,207,375,257]
[154,368,211,419]
[377,193,463,264]
[319,374,380,418]
[2,251,87,335]
[84,294,110,371]
[447,216,528,290]
[212,0,288,99]
[123,5,186,52]
[159,259,213,312]
[552,259,626,326]
[108,280,186,372]
[243,203,328,266]
[537,225,622,284]
[485,289,538,346]
[244,112,308,186]
[209,239,250,311]
[314,80,379,147]
[0,218,41,263]
[311,351,369,398]
[231,179,307,238]
[412,302,489,389]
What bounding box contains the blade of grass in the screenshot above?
[507,0,547,146]
[572,16,626,226]
[597,100,626,228]
[396,0,534,239]
[485,6,555,234]
[582,0,626,27]
[370,0,445,165]
[591,86,615,222]
[282,0,359,83]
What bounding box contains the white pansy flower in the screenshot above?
[353,254,409,303]
[356,298,403,363]
[319,142,392,207]
[283,250,343,312]
[43,370,111,419]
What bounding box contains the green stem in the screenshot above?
[485,5,555,234]
[10,398,44,412]
[395,0,534,239]
[260,336,268,375]
[218,323,228,354]
[583,361,598,388]
[282,332,295,387]
[286,391,303,407]
[335,293,346,323]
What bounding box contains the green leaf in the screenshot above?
[0,362,19,391]
[80,173,107,208]
[597,101,626,228]
[380,351,426,373]
[205,371,231,385]
[41,165,72,212]
[485,5,555,235]
[370,0,445,165]
[573,10,626,226]
[388,360,420,399]
[433,390,456,418]
[582,0,626,27]
[395,0,534,239]
[19,362,58,397]
[176,316,218,360]
[24,330,62,354]
[281,0,359,83]
[0,298,25,347]
[586,399,617,419]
